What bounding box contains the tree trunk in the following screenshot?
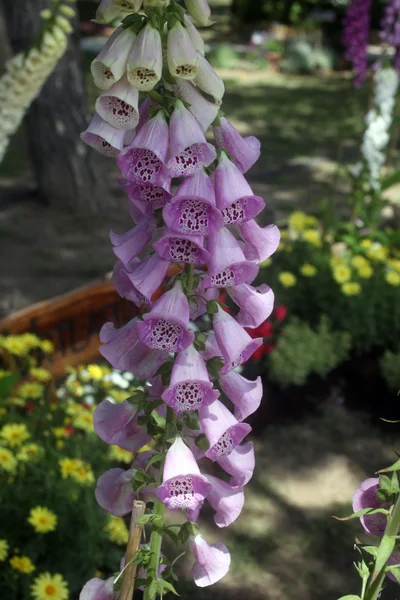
[0,3,11,73]
[1,0,112,213]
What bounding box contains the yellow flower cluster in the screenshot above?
[0,334,53,358]
[65,401,94,433]
[17,443,43,463]
[10,554,35,574]
[108,445,132,464]
[17,381,45,400]
[288,211,318,232]
[59,457,94,485]
[0,446,17,472]
[28,506,58,534]
[279,272,297,288]
[30,367,52,383]
[31,572,69,600]
[0,423,30,447]
[104,516,129,545]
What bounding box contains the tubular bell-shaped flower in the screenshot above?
[219,370,263,422]
[95,467,137,516]
[213,116,261,174]
[120,179,172,217]
[190,278,219,320]
[183,14,205,56]
[163,169,223,236]
[95,0,121,23]
[194,54,225,104]
[227,283,275,328]
[188,534,231,587]
[218,441,255,487]
[155,437,211,520]
[80,577,117,600]
[93,400,149,452]
[215,151,264,225]
[127,23,163,91]
[91,26,137,90]
[238,220,281,263]
[114,253,170,307]
[153,229,210,265]
[205,474,245,527]
[199,399,251,461]
[184,0,212,26]
[99,319,168,378]
[117,110,170,188]
[80,113,125,158]
[167,99,217,178]
[213,306,263,374]
[352,477,388,536]
[167,21,198,80]
[110,217,156,268]
[135,280,195,352]
[174,80,218,132]
[95,75,139,130]
[204,226,258,288]
[162,345,220,413]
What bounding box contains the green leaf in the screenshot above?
[206,357,224,378]
[337,596,361,600]
[0,373,19,398]
[378,458,400,473]
[146,453,163,470]
[195,434,210,452]
[380,168,400,191]
[362,546,379,557]
[183,412,200,431]
[157,579,180,596]
[207,300,219,315]
[386,564,400,583]
[333,507,390,521]
[374,534,396,575]
[164,422,177,443]
[139,515,151,525]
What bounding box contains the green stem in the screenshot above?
[144,408,177,600]
[186,264,194,294]
[365,494,400,600]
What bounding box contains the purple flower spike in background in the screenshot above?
[188,534,231,587]
[167,99,217,178]
[381,0,400,71]
[343,0,371,87]
[162,345,220,413]
[213,117,261,173]
[155,437,211,520]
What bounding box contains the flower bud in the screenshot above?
[184,0,212,26]
[127,23,162,91]
[91,26,137,91]
[95,0,120,23]
[167,21,198,80]
[194,54,224,103]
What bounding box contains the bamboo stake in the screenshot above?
[119,500,146,600]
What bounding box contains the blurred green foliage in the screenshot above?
[380,350,400,392]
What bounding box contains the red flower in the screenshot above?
[64,426,74,436]
[24,402,36,414]
[264,342,276,354]
[274,305,288,322]
[251,345,266,361]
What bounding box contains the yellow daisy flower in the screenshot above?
[72,410,94,433]
[17,382,44,400]
[387,259,400,273]
[351,255,368,269]
[341,282,361,296]
[17,443,43,462]
[333,265,351,284]
[30,368,52,383]
[108,445,132,464]
[40,340,55,354]
[367,243,387,262]
[288,210,308,232]
[0,539,9,561]
[302,229,322,247]
[104,516,129,545]
[59,457,78,479]
[0,423,30,448]
[28,507,58,534]
[20,333,42,350]
[0,446,17,472]
[0,336,29,357]
[278,272,297,288]
[31,572,69,600]
[86,364,103,380]
[360,239,372,249]
[300,264,317,277]
[56,440,64,450]
[52,428,67,439]
[357,264,373,279]
[10,555,35,574]
[385,271,400,286]
[330,256,345,268]
[71,464,95,486]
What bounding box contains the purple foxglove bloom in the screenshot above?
[213,306,263,374]
[167,21,199,80]
[215,152,264,225]
[205,474,245,527]
[117,110,170,188]
[213,116,261,174]
[381,0,400,71]
[91,26,137,91]
[218,441,255,486]
[352,477,389,536]
[194,54,225,104]
[188,534,231,587]
[136,97,160,132]
[99,318,168,378]
[219,370,262,422]
[190,278,219,320]
[199,399,251,461]
[174,80,218,132]
[155,437,211,519]
[167,99,217,178]
[112,260,145,306]
[80,577,117,600]
[114,253,170,307]
[238,220,281,263]
[162,345,220,413]
[135,280,195,352]
[95,467,136,516]
[127,23,162,91]
[120,178,172,217]
[81,113,125,158]
[153,229,210,265]
[124,129,136,147]
[227,283,275,328]
[93,399,149,452]
[203,226,258,288]
[95,0,121,24]
[202,331,222,361]
[184,0,212,26]
[95,75,139,131]
[343,0,371,87]
[109,217,156,268]
[163,169,223,236]
[183,14,205,55]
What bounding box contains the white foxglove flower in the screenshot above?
[91,26,137,91]
[127,23,162,91]
[167,21,198,80]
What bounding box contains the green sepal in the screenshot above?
[195,434,210,451]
